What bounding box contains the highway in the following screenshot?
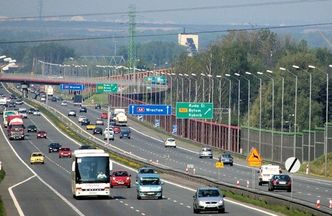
[43,94,332,212]
[0,86,278,215]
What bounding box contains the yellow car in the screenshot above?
[30,152,45,164]
[86,124,96,130]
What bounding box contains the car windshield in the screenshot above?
[167,138,175,142]
[113,171,128,177]
[139,168,155,174]
[50,143,60,147]
[140,177,160,185]
[222,154,232,158]
[274,175,290,181]
[198,189,220,197]
[32,153,43,157]
[61,148,70,151]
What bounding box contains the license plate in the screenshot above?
[279,181,286,185]
[117,181,124,184]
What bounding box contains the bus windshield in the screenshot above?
[75,156,110,183]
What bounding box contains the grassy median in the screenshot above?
[0,169,6,216]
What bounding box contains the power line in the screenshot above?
[1,21,332,45]
[0,0,329,21]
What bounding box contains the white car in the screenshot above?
[104,130,115,140]
[95,118,104,125]
[61,101,68,106]
[78,116,87,123]
[33,109,41,116]
[40,97,46,102]
[18,108,28,118]
[199,147,213,159]
[165,138,176,148]
[68,110,76,117]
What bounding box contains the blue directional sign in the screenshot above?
[128,104,172,116]
[60,83,85,91]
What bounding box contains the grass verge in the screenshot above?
[0,169,6,216]
[300,153,332,178]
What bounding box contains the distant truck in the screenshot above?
[7,116,25,140]
[45,85,54,97]
[114,109,127,126]
[0,97,7,106]
[3,110,19,128]
[258,164,281,185]
[73,94,83,106]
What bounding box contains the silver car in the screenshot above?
[199,147,213,159]
[193,187,225,214]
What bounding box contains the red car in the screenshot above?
[37,131,47,139]
[100,112,108,119]
[110,170,131,188]
[59,147,72,158]
[111,126,121,134]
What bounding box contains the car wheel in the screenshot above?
[230,163,233,166]
[287,188,291,192]
[270,186,274,191]
[137,194,141,200]
[128,137,131,139]
[218,208,225,213]
[193,207,199,214]
[110,185,113,188]
[210,156,213,159]
[258,182,262,186]
[127,184,131,188]
[158,194,162,199]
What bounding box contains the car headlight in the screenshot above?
[199,201,205,206]
[218,200,223,205]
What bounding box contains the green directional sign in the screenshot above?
[96,83,118,93]
[176,102,213,119]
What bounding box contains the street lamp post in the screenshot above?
[304,65,314,172]
[310,64,330,176]
[258,70,275,160]
[279,68,287,162]
[234,73,241,153]
[246,72,262,153]
[200,73,206,101]
[225,74,232,151]
[244,72,251,155]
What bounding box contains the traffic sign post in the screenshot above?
[172,125,177,135]
[176,102,213,119]
[96,83,118,93]
[246,148,263,167]
[128,104,172,116]
[285,157,301,200]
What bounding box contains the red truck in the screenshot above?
[7,116,25,140]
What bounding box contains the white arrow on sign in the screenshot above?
[285,157,301,173]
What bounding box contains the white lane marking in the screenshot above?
[8,175,36,216]
[0,116,85,216]
[31,99,285,216]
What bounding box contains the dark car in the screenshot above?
[28,108,36,114]
[51,97,57,102]
[15,99,23,105]
[37,131,47,139]
[27,125,37,133]
[268,174,292,192]
[81,118,90,126]
[79,106,87,113]
[93,127,103,135]
[95,104,101,109]
[48,143,62,153]
[7,102,15,108]
[219,152,233,166]
[120,127,131,139]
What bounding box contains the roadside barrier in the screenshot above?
[236,180,240,187]
[246,180,250,188]
[0,161,2,170]
[329,200,332,209]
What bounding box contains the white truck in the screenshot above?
[45,85,54,97]
[114,109,127,126]
[258,164,281,185]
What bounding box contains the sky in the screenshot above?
[0,0,332,26]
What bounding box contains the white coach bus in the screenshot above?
[71,149,112,199]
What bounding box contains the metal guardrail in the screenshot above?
[6,84,331,216]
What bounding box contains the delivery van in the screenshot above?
[258,164,281,185]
